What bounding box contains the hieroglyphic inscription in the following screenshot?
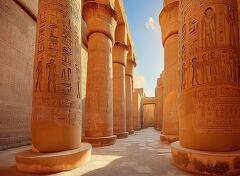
[32,0,81,126]
[179,0,240,132]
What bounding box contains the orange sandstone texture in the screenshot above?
[113,24,129,139]
[16,0,91,173]
[142,97,156,128]
[125,47,136,135]
[172,0,240,175]
[133,88,144,131]
[154,73,164,131]
[83,1,117,147]
[159,0,179,143]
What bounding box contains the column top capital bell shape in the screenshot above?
[159,0,179,46]
[82,1,118,44]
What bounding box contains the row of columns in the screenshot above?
[159,0,240,175]
[16,0,138,173]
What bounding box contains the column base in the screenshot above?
[171,141,240,176]
[83,135,116,147]
[160,133,179,143]
[115,132,129,139]
[128,130,135,135]
[16,143,92,174]
[133,128,141,131]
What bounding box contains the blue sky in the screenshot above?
[123,0,164,97]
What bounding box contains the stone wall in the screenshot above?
[142,97,156,128]
[0,0,36,150]
[0,0,89,150]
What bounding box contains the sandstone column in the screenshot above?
[155,73,164,131]
[172,0,240,175]
[83,1,117,146]
[113,24,129,139]
[159,0,179,143]
[125,48,136,134]
[133,89,142,131]
[16,0,91,173]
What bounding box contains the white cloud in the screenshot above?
[134,74,145,88]
[145,17,157,31]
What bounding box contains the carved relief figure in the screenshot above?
[46,59,56,92]
[36,60,43,92]
[192,58,200,86]
[181,62,187,90]
[209,52,217,82]
[227,6,238,47]
[202,7,216,49]
[201,53,209,83]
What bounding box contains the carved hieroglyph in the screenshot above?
[83,1,117,146]
[178,0,240,151]
[32,0,82,152]
[159,0,179,138]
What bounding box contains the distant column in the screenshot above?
[155,73,164,131]
[159,0,179,143]
[16,0,91,173]
[125,49,136,134]
[83,1,117,147]
[113,24,129,139]
[172,0,240,175]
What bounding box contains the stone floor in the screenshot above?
[0,128,196,176]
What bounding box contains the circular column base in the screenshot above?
[83,135,116,147]
[16,143,92,174]
[171,141,240,176]
[160,133,179,143]
[128,130,135,135]
[115,132,129,139]
[133,128,141,131]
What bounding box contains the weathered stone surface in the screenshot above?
[159,0,179,143]
[31,0,83,153]
[155,74,164,131]
[125,47,135,135]
[113,24,128,139]
[15,0,38,18]
[133,89,143,131]
[142,97,156,128]
[0,0,35,150]
[178,0,240,152]
[83,1,117,146]
[172,142,240,176]
[16,143,91,174]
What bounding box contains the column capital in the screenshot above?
[113,42,129,66]
[159,0,179,46]
[83,2,118,44]
[125,59,135,78]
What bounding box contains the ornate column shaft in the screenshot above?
[16,0,91,173]
[159,0,180,143]
[172,0,240,175]
[112,23,129,139]
[83,1,117,146]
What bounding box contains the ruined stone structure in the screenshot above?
[142,97,156,128]
[171,0,240,175]
[132,88,144,131]
[154,73,164,131]
[159,0,180,143]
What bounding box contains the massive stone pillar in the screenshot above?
[83,1,117,146]
[172,0,240,175]
[15,0,91,173]
[159,0,179,143]
[125,48,136,135]
[133,89,142,131]
[112,24,129,139]
[155,73,164,131]
[142,97,156,128]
